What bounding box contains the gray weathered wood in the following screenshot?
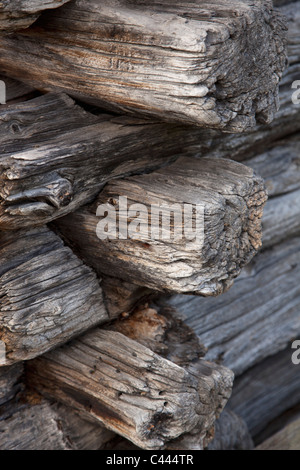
[257,418,300,450]
[0,0,72,33]
[0,0,298,232]
[246,136,300,198]
[0,226,110,366]
[0,0,288,131]
[0,363,24,405]
[162,236,300,375]
[27,320,233,450]
[207,409,254,450]
[0,397,115,450]
[229,346,300,437]
[0,93,199,230]
[262,189,300,248]
[55,156,267,296]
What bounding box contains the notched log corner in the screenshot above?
[55,157,268,296]
[26,305,233,450]
[0,0,288,131]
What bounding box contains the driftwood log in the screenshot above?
[0,227,111,366]
[0,1,72,33]
[26,306,234,450]
[55,156,267,296]
[0,0,288,131]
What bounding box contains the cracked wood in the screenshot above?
[0,0,287,131]
[55,156,267,296]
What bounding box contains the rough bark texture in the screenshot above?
[162,236,300,376]
[0,227,110,366]
[26,320,233,450]
[229,346,300,437]
[0,0,288,131]
[0,1,72,33]
[55,156,267,296]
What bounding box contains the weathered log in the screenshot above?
[206,409,254,450]
[0,1,298,233]
[0,363,24,405]
[162,236,300,375]
[0,395,115,450]
[255,404,300,445]
[26,310,234,450]
[262,189,300,248]
[246,135,300,199]
[55,156,267,296]
[0,0,72,33]
[229,346,300,437]
[0,226,111,366]
[0,400,72,450]
[0,93,200,230]
[199,1,300,163]
[257,418,300,450]
[0,0,288,131]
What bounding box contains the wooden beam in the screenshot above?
[55,156,267,296]
[0,396,115,450]
[0,1,72,33]
[26,306,233,450]
[0,227,110,366]
[0,93,199,230]
[0,0,287,131]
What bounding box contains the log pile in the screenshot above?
[0,0,299,451]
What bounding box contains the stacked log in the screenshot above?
[0,0,299,452]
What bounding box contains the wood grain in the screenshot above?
[55,156,267,296]
[0,226,110,366]
[229,346,300,437]
[162,236,300,375]
[0,0,287,131]
[0,93,201,230]
[26,318,233,449]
